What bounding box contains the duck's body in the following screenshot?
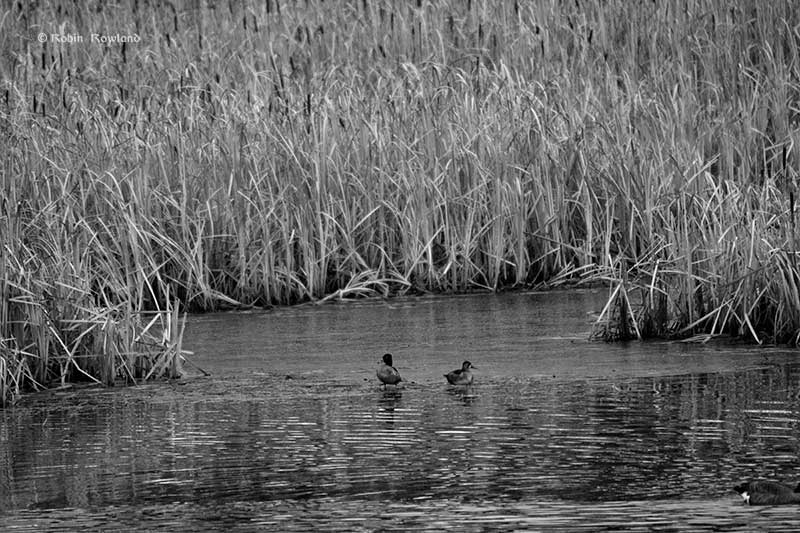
[377,353,402,387]
[734,480,800,505]
[444,361,476,385]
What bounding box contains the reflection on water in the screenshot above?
[2,291,800,531]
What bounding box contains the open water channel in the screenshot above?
[2,289,800,531]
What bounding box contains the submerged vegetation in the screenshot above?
[2,0,800,403]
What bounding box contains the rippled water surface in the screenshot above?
[3,290,800,531]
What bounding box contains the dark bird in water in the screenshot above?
[734,481,800,505]
[444,361,476,385]
[377,353,402,388]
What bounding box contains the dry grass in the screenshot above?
[2,0,800,402]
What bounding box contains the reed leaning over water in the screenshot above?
[2,0,799,404]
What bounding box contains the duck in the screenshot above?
[444,361,476,385]
[734,480,800,505]
[377,353,402,388]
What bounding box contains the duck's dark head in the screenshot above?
[733,484,750,503]
[462,361,475,370]
[382,353,394,366]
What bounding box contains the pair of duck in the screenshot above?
[377,354,800,507]
[377,353,475,387]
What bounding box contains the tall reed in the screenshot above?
[2,0,800,403]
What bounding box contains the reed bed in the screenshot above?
[2,0,800,403]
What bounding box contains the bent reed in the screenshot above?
[2,0,800,404]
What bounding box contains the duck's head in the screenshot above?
[462,361,475,370]
[733,484,750,504]
[381,353,394,366]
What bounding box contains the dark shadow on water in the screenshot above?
[446,385,479,405]
[378,388,402,412]
[378,388,403,402]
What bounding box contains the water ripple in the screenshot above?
[3,296,800,530]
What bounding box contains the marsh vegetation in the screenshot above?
[2,0,799,404]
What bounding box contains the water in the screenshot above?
[3,290,800,531]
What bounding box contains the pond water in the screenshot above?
[3,290,800,531]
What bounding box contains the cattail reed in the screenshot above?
[3,0,800,403]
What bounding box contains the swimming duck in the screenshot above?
[377,353,402,388]
[444,361,476,385]
[734,480,800,505]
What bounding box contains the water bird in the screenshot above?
[734,480,800,505]
[377,353,402,388]
[444,361,476,385]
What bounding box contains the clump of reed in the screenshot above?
[2,0,800,402]
[1,173,186,406]
[591,167,800,345]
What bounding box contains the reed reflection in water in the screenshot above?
[1,292,800,531]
